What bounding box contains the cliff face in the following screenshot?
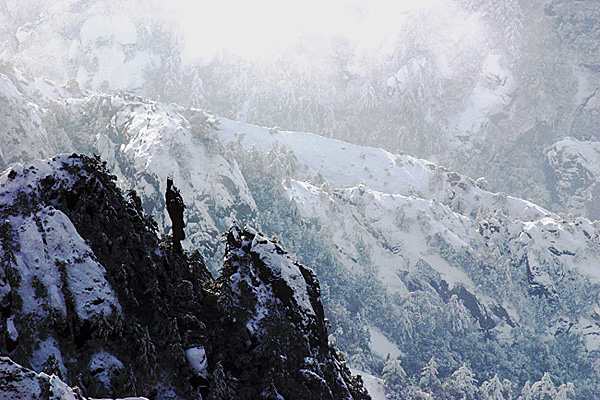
[0,154,368,399]
[208,225,368,399]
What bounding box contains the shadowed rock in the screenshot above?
[166,177,185,250]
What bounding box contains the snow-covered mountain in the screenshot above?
[5,0,600,223]
[0,153,368,399]
[2,66,600,398]
[0,64,256,266]
[218,116,600,397]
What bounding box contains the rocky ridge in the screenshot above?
[2,65,600,397]
[0,153,368,399]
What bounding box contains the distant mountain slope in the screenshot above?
[217,117,548,222]
[545,136,600,220]
[4,0,600,220]
[1,66,600,397]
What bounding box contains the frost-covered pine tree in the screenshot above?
[518,380,533,400]
[490,0,523,54]
[160,31,184,103]
[397,308,414,341]
[357,81,377,113]
[209,361,235,400]
[447,294,473,332]
[502,378,515,400]
[321,107,340,138]
[529,373,557,400]
[480,374,506,400]
[382,358,408,392]
[555,382,574,400]
[443,363,478,400]
[189,68,205,109]
[419,356,441,389]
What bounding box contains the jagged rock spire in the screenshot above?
[166,176,185,250]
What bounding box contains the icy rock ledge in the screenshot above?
[214,225,370,400]
[222,225,325,334]
[0,356,148,400]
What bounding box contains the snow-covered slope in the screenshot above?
[216,120,600,396]
[2,67,600,397]
[218,118,546,223]
[285,177,600,338]
[351,368,386,400]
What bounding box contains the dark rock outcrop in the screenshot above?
[0,356,87,400]
[0,154,368,399]
[166,177,185,251]
[204,225,370,399]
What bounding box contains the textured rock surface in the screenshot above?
[0,356,149,400]
[0,154,368,399]
[205,225,369,399]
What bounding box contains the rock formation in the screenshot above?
[166,177,185,251]
[0,153,369,399]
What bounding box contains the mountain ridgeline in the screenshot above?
[4,0,600,221]
[0,154,369,399]
[1,64,600,399]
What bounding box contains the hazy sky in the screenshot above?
[167,0,445,61]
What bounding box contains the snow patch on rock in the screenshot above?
[0,356,148,400]
[88,350,125,390]
[185,347,208,378]
[1,158,121,323]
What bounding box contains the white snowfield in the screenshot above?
[216,117,600,352]
[184,346,208,378]
[218,117,547,223]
